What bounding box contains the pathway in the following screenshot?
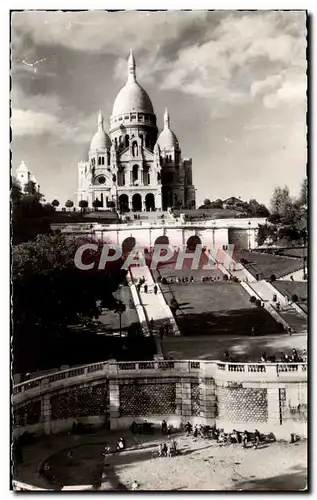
[129,265,180,336]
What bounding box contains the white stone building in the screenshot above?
[77,51,196,212]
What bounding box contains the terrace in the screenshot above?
[233,250,303,280]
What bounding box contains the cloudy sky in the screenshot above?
[11,10,307,207]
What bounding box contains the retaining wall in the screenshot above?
[12,359,307,440]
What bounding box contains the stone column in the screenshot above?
[181,380,192,418]
[175,381,182,416]
[109,379,120,429]
[41,392,51,435]
[199,377,217,424]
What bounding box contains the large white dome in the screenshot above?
[111,50,154,117]
[112,80,154,116]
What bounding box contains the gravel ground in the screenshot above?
[111,435,307,491]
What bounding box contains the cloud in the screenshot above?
[11,11,209,56]
[11,88,102,145]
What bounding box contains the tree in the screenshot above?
[12,234,127,373]
[92,199,102,211]
[51,199,60,208]
[204,198,211,206]
[65,200,74,211]
[24,180,37,196]
[299,178,308,208]
[79,200,89,212]
[11,178,51,244]
[269,186,300,225]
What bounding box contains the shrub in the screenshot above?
[255,299,262,307]
[223,274,229,281]
[270,274,276,282]
[291,294,299,303]
[250,296,257,304]
[232,276,239,283]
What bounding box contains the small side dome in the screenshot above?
[90,111,111,152]
[157,108,180,150]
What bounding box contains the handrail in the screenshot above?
[13,359,307,395]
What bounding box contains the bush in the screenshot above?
[270,274,276,282]
[223,274,229,281]
[291,294,299,303]
[232,276,239,283]
[250,296,257,304]
[255,299,262,307]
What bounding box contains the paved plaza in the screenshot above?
[14,428,307,491]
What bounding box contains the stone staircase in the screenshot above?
[248,281,307,334]
[129,265,180,336]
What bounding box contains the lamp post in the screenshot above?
[248,220,251,250]
[117,301,126,337]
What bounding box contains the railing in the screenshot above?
[58,217,267,233]
[13,360,307,397]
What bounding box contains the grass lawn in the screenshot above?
[160,281,279,337]
[233,250,303,280]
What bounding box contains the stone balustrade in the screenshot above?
[13,359,307,396]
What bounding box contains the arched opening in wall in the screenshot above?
[125,135,129,148]
[154,235,169,246]
[122,237,136,255]
[145,135,150,148]
[132,193,142,212]
[132,165,139,183]
[114,138,118,148]
[186,235,202,252]
[119,194,129,213]
[145,193,155,211]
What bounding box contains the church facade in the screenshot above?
[77,51,196,212]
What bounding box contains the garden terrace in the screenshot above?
[273,281,308,314]
[159,281,279,336]
[233,250,303,280]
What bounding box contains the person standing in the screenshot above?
[144,283,148,293]
[154,284,158,295]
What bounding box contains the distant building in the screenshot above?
[222,196,242,209]
[16,161,39,193]
[77,50,196,212]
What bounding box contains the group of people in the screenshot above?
[148,320,170,338]
[102,437,126,456]
[157,440,178,458]
[184,422,262,449]
[136,277,158,296]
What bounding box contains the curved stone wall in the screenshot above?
[12,360,307,439]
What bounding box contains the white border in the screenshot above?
[2,2,314,498]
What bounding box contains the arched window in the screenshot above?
[107,152,110,166]
[132,164,139,183]
[125,135,129,148]
[145,135,150,148]
[114,137,118,148]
